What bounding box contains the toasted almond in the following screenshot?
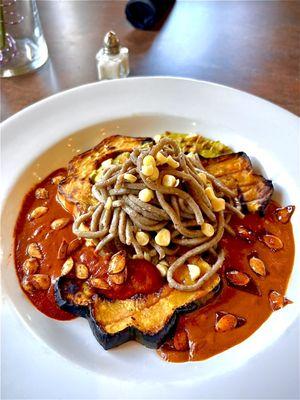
[263,234,283,251]
[82,282,95,298]
[27,242,42,259]
[61,257,74,276]
[51,175,65,185]
[75,263,89,280]
[249,256,266,276]
[269,290,293,311]
[226,270,250,286]
[74,291,90,306]
[57,239,68,260]
[22,258,39,275]
[236,225,256,243]
[67,238,83,255]
[50,217,70,230]
[173,330,189,351]
[274,205,295,224]
[108,250,126,274]
[28,206,48,220]
[90,277,110,290]
[31,274,51,290]
[35,188,49,199]
[22,277,34,293]
[108,269,127,285]
[215,313,237,332]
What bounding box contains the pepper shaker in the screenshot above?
[96,31,129,80]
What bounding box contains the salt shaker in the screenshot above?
[96,31,129,80]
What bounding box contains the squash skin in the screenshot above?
[54,276,221,350]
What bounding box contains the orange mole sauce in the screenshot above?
[14,170,295,362]
[14,169,163,320]
[158,202,295,362]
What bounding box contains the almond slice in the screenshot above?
[35,188,49,199]
[90,277,110,290]
[22,258,39,275]
[27,242,42,259]
[67,238,83,255]
[28,206,48,220]
[249,256,267,277]
[108,250,126,274]
[269,290,293,311]
[50,218,70,230]
[31,274,51,290]
[262,234,283,252]
[173,330,189,351]
[108,269,127,285]
[226,270,250,286]
[57,239,68,260]
[236,225,256,243]
[215,311,246,332]
[61,257,74,276]
[75,263,89,280]
[274,205,295,224]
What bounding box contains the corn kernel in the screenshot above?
[201,222,215,237]
[149,167,160,181]
[212,197,225,212]
[155,228,171,247]
[136,231,150,246]
[142,164,154,176]
[104,197,112,210]
[187,264,201,281]
[139,188,154,203]
[156,151,168,165]
[166,155,179,169]
[101,158,113,167]
[156,263,168,277]
[143,155,156,167]
[124,173,137,183]
[162,174,177,187]
[198,172,207,184]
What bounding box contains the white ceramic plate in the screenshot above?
[1,77,299,383]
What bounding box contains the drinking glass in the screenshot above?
[0,0,48,77]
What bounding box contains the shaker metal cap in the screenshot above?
[103,31,120,55]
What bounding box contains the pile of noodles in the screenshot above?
[72,138,244,291]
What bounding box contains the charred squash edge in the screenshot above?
[54,276,221,349]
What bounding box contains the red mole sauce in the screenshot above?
[158,202,295,362]
[14,169,163,320]
[15,170,295,361]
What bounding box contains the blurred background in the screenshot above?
[1,0,299,121]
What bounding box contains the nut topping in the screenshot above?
[108,250,126,274]
[28,206,48,220]
[35,188,49,199]
[61,257,74,276]
[51,175,65,185]
[74,292,90,306]
[249,256,266,277]
[23,258,39,275]
[173,330,189,351]
[57,239,68,260]
[274,205,295,224]
[31,274,51,290]
[226,270,250,286]
[269,290,293,311]
[215,311,246,332]
[21,277,33,293]
[236,225,256,243]
[90,277,110,290]
[75,263,89,280]
[225,269,261,296]
[27,242,42,259]
[108,269,127,285]
[50,218,70,230]
[262,234,283,252]
[67,238,83,255]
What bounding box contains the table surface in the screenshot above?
[1,0,300,121]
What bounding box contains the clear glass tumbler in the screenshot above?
[0,0,48,77]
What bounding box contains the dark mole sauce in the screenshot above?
[15,170,295,361]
